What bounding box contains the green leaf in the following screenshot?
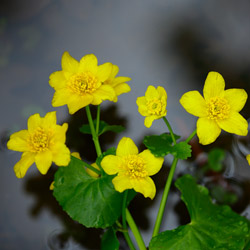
[53,156,134,228]
[143,133,180,157]
[172,142,192,160]
[208,148,225,172]
[80,120,125,136]
[101,227,119,250]
[149,175,249,250]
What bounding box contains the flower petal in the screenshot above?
[112,76,131,87]
[224,89,248,112]
[14,152,35,178]
[97,62,113,82]
[35,151,53,175]
[144,115,158,128]
[91,85,116,105]
[52,123,68,144]
[51,89,73,107]
[61,51,79,73]
[136,97,148,116]
[197,117,221,145]
[7,130,29,152]
[157,86,167,99]
[145,85,158,99]
[79,54,98,74]
[203,72,225,100]
[114,83,131,96]
[246,154,250,165]
[116,137,138,156]
[52,144,70,166]
[131,177,156,199]
[217,112,248,136]
[139,149,164,176]
[67,94,93,114]
[27,113,42,132]
[101,155,122,175]
[109,64,119,79]
[49,71,66,89]
[180,90,207,117]
[44,111,57,128]
[112,174,133,193]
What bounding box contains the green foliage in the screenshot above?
[101,227,119,250]
[207,148,225,172]
[149,175,249,250]
[53,156,134,228]
[143,133,191,159]
[80,120,125,136]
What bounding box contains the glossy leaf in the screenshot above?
[172,142,192,160]
[149,175,249,250]
[53,156,133,228]
[80,120,125,136]
[101,227,119,250]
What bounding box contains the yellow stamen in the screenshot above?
[147,99,163,115]
[28,127,51,152]
[68,72,99,95]
[124,155,147,179]
[207,97,230,120]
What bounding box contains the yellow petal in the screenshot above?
[179,90,207,117]
[71,152,81,160]
[246,154,250,165]
[86,162,100,178]
[157,86,167,100]
[144,116,158,128]
[112,174,133,193]
[44,111,57,128]
[203,72,225,100]
[131,177,156,199]
[35,151,53,175]
[112,76,131,87]
[217,112,248,136]
[136,97,148,116]
[145,85,158,99]
[224,89,248,112]
[91,85,116,105]
[114,83,131,96]
[197,117,221,145]
[52,89,73,107]
[116,137,138,156]
[7,130,29,152]
[49,71,66,89]
[27,113,42,132]
[97,62,113,82]
[139,149,164,176]
[61,51,79,73]
[109,64,119,79]
[79,54,98,74]
[67,94,93,114]
[14,152,35,178]
[52,144,71,166]
[101,155,122,175]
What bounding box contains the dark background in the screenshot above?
[1,0,250,249]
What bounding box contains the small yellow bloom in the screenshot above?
[49,52,116,114]
[247,155,250,165]
[7,111,70,178]
[103,64,131,102]
[136,85,167,128]
[180,72,248,145]
[101,137,164,199]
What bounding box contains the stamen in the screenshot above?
[124,155,147,179]
[28,127,51,152]
[147,99,163,115]
[207,97,230,120]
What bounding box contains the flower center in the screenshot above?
[147,99,163,115]
[124,155,148,179]
[68,72,99,95]
[207,97,230,120]
[28,127,50,152]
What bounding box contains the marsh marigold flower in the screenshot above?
[180,72,248,145]
[49,52,116,114]
[101,137,164,199]
[7,111,70,178]
[136,85,167,128]
[103,64,131,102]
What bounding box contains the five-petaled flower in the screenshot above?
[180,71,248,145]
[103,64,131,102]
[136,85,167,128]
[7,111,70,178]
[101,137,164,199]
[49,52,116,114]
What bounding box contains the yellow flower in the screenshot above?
[49,52,116,114]
[7,111,70,178]
[103,64,131,102]
[101,137,164,199]
[136,85,167,128]
[180,72,248,145]
[247,155,250,165]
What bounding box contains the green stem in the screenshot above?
[122,191,136,250]
[185,129,197,143]
[163,117,176,145]
[152,157,178,237]
[96,105,101,135]
[85,105,102,157]
[126,209,147,250]
[82,161,101,175]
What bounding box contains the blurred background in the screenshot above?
[1,0,250,249]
